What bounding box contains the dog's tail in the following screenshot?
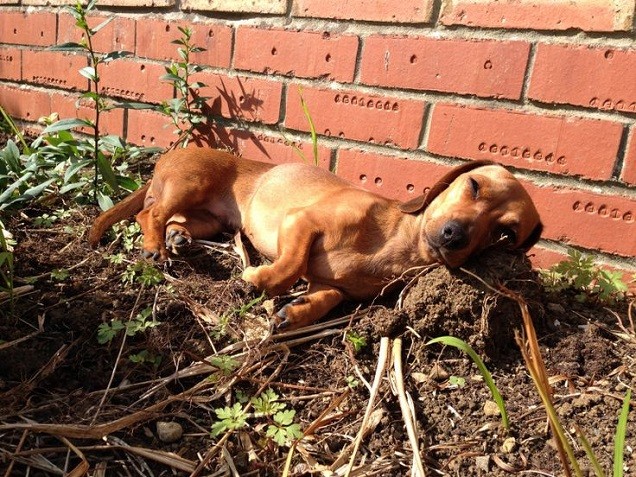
[88,182,151,248]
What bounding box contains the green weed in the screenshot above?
[97,307,160,344]
[211,388,303,446]
[157,26,210,148]
[541,249,628,304]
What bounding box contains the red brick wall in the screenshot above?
[1,0,635,273]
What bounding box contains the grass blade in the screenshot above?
[427,336,509,430]
[574,424,605,477]
[613,388,631,477]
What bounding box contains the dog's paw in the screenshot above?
[275,296,310,331]
[165,228,192,250]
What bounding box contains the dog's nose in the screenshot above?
[438,220,469,250]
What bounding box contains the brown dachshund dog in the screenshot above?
[89,148,542,330]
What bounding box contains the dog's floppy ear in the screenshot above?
[399,160,497,214]
[518,222,543,251]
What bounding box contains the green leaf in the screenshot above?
[79,66,97,81]
[96,153,119,192]
[613,388,631,477]
[97,192,114,211]
[274,409,296,426]
[64,159,93,183]
[43,118,93,134]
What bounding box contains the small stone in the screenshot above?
[475,455,490,472]
[156,421,183,443]
[429,363,450,381]
[411,372,428,383]
[483,400,501,417]
[501,437,516,453]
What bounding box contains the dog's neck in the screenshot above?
[368,206,437,277]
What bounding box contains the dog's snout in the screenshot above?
[438,220,469,250]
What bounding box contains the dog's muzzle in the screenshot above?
[434,220,469,251]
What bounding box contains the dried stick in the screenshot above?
[344,336,390,477]
[391,338,426,477]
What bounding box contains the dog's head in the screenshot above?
[400,160,542,268]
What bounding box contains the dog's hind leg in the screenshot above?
[242,208,319,296]
[275,283,344,330]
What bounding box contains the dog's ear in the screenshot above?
[518,222,543,251]
[399,160,497,214]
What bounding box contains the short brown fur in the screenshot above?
[89,148,542,329]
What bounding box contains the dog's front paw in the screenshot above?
[165,228,192,251]
[241,266,263,289]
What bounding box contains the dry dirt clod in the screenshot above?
[483,400,501,417]
[156,421,184,443]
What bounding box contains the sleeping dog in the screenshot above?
[89,148,542,329]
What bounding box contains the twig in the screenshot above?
[391,338,426,477]
[91,286,144,425]
[345,336,390,477]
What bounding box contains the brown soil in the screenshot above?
[1,162,634,476]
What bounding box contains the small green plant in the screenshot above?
[210,388,303,446]
[208,355,240,376]
[345,375,360,389]
[129,349,162,367]
[50,268,70,282]
[265,408,303,446]
[210,402,248,436]
[448,375,466,388]
[427,336,509,430]
[33,208,72,228]
[215,294,265,337]
[97,307,160,344]
[345,331,367,354]
[157,26,210,148]
[121,261,164,286]
[541,249,628,304]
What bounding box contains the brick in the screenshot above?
[22,50,87,91]
[336,149,451,201]
[135,18,232,68]
[529,246,568,270]
[217,128,332,168]
[621,129,636,185]
[0,11,56,46]
[0,84,51,122]
[192,72,283,124]
[126,108,175,148]
[24,0,173,5]
[440,0,635,32]
[292,0,434,23]
[181,0,285,13]
[234,27,359,82]
[427,103,623,180]
[99,59,173,104]
[360,36,530,100]
[57,12,135,54]
[50,92,125,137]
[285,86,426,149]
[524,182,636,258]
[0,47,21,81]
[529,44,636,113]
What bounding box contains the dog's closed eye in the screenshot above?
[469,177,480,199]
